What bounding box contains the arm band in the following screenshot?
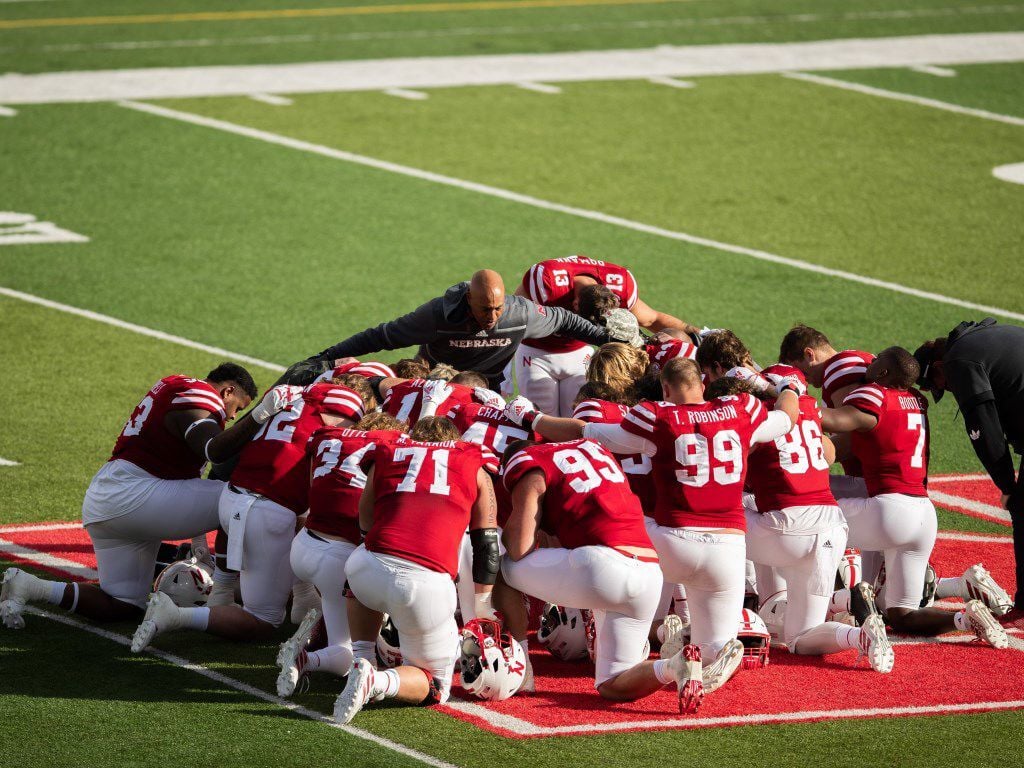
[185,417,218,439]
[469,527,500,585]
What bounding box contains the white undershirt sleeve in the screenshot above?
[751,410,793,445]
[583,423,657,457]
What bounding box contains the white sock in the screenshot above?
[370,668,401,699]
[954,610,970,631]
[936,576,964,600]
[652,659,674,685]
[352,640,377,668]
[47,581,66,606]
[308,645,354,676]
[181,606,210,631]
[212,568,238,585]
[792,623,860,655]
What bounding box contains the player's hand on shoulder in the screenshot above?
[252,384,304,424]
[422,379,454,405]
[603,308,644,347]
[504,395,537,426]
[473,387,506,409]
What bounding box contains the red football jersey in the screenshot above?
[572,398,655,510]
[620,394,770,529]
[382,379,475,424]
[645,338,697,372]
[363,437,499,578]
[503,439,655,555]
[109,375,226,480]
[306,427,402,543]
[315,359,395,383]
[845,385,929,497]
[746,394,836,512]
[449,402,532,527]
[521,256,639,353]
[231,384,360,514]
[821,350,874,406]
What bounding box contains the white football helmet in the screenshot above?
[458,619,526,701]
[376,615,403,669]
[756,590,787,646]
[537,604,590,661]
[153,557,213,607]
[738,608,771,668]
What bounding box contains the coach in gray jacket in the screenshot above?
[291,270,638,390]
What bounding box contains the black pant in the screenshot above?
[1008,459,1024,609]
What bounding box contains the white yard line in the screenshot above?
[383,88,429,100]
[930,474,992,483]
[0,457,20,466]
[4,33,1024,104]
[0,105,16,116]
[936,531,1012,544]
[994,162,1024,185]
[929,489,1012,523]
[25,607,459,768]
[248,93,293,106]
[648,76,695,88]
[783,72,1024,127]
[0,540,98,579]
[909,65,957,77]
[11,5,1024,55]
[0,522,82,534]
[0,286,286,372]
[514,81,562,94]
[119,99,1024,323]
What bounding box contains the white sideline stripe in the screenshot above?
[994,162,1024,185]
[248,93,293,106]
[929,473,991,483]
[910,65,957,77]
[6,33,1024,104]
[648,76,695,88]
[0,540,99,579]
[0,286,286,373]
[26,608,458,768]
[0,457,20,466]
[383,88,429,100]
[514,81,562,94]
[783,72,1024,127]
[936,531,1012,544]
[444,696,1024,735]
[12,5,1024,54]
[0,522,82,534]
[0,105,16,116]
[929,489,1012,523]
[118,99,1024,323]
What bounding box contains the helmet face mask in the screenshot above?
[458,619,526,701]
[376,615,403,669]
[737,608,771,669]
[537,603,590,661]
[153,557,213,607]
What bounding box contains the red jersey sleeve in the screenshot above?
[822,351,874,404]
[502,447,547,491]
[844,384,886,419]
[739,392,769,433]
[523,261,572,306]
[621,401,659,437]
[167,380,226,421]
[572,399,625,424]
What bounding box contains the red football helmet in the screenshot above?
[737,608,770,669]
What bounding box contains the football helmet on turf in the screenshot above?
[376,615,403,668]
[153,557,213,607]
[537,603,589,661]
[458,619,526,701]
[737,608,770,668]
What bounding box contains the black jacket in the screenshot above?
[943,318,1024,493]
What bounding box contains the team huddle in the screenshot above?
[1,255,1016,720]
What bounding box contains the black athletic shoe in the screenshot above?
[850,581,882,627]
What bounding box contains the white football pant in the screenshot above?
[502,545,662,687]
[83,459,223,608]
[345,545,459,703]
[290,528,357,653]
[514,342,592,417]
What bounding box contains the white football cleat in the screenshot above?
[131,592,184,653]
[964,565,1012,617]
[659,614,690,661]
[964,600,1009,649]
[1,568,49,629]
[702,639,744,694]
[277,607,321,697]
[334,657,376,724]
[857,614,895,673]
[666,643,703,714]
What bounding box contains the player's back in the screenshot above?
[306,427,402,542]
[845,384,929,497]
[364,436,496,577]
[573,398,655,509]
[822,350,875,406]
[747,394,836,513]
[109,375,226,480]
[503,439,653,554]
[382,379,473,424]
[645,338,697,372]
[623,394,767,529]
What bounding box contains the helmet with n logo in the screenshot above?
[458,619,526,701]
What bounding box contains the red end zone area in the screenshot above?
[0,471,1018,740]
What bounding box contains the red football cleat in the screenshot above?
[672,644,704,715]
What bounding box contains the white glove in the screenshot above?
[698,326,724,341]
[419,379,454,418]
[725,366,770,394]
[603,308,644,348]
[764,372,807,396]
[251,384,304,424]
[504,395,538,427]
[473,387,506,409]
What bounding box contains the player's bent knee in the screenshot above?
[883,607,913,632]
[417,668,446,706]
